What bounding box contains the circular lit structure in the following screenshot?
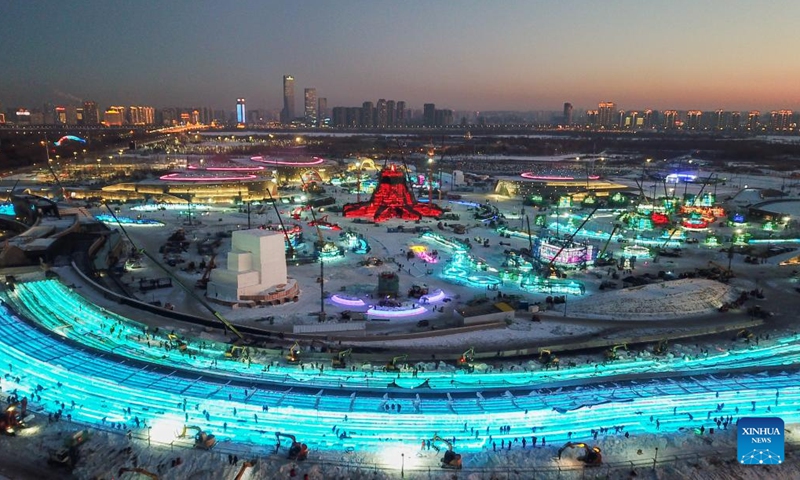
[187,165,266,172]
[159,173,259,182]
[520,173,600,181]
[330,295,366,307]
[250,156,325,166]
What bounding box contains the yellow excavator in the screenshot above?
[431,434,462,469]
[118,468,159,479]
[286,341,302,364]
[275,432,308,461]
[457,347,475,372]
[225,345,248,359]
[385,354,408,372]
[332,348,352,369]
[539,349,559,368]
[558,442,602,465]
[604,344,627,361]
[167,333,189,352]
[178,425,217,450]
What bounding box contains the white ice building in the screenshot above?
[207,229,296,303]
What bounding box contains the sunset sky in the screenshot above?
[2,0,798,112]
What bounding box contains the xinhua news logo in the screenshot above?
[737,417,784,465]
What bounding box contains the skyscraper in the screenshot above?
[83,101,99,125]
[361,102,374,127]
[395,101,406,126]
[317,97,327,126]
[423,103,436,127]
[236,98,246,124]
[598,102,616,129]
[376,99,388,127]
[563,103,573,125]
[304,88,317,126]
[281,75,295,124]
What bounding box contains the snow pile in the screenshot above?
[570,279,737,320]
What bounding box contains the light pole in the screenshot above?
[356,161,362,203]
[427,157,434,203]
[401,452,405,478]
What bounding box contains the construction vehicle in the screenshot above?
[195,254,217,289]
[225,345,248,359]
[118,468,159,479]
[385,354,408,372]
[431,434,463,469]
[539,349,559,368]
[286,341,302,364]
[457,347,475,372]
[0,398,29,435]
[332,348,352,369]
[178,425,217,450]
[735,328,755,341]
[233,461,256,480]
[557,442,602,465]
[275,432,308,461]
[595,224,622,266]
[48,429,91,469]
[408,284,429,298]
[708,260,734,282]
[654,339,668,355]
[167,333,189,352]
[604,344,627,361]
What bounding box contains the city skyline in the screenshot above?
[1,1,799,112]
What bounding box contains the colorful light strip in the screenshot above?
[366,306,428,317]
[330,295,366,307]
[521,173,601,181]
[250,156,325,166]
[188,165,265,171]
[159,173,258,182]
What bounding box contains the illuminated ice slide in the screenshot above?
[6,280,800,395]
[1,304,800,458]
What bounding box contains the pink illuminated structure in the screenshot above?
[250,156,325,166]
[521,173,601,181]
[159,173,258,182]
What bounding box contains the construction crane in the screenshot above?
[557,442,603,465]
[298,175,327,322]
[385,354,408,372]
[431,434,463,469]
[195,254,216,289]
[544,205,601,276]
[275,432,309,461]
[597,224,622,261]
[103,204,243,340]
[604,344,627,361]
[661,172,717,249]
[332,348,352,369]
[286,341,302,364]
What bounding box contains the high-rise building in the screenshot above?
[423,103,436,127]
[663,110,678,129]
[331,107,347,127]
[747,111,760,131]
[598,102,616,128]
[82,101,99,124]
[361,102,374,127]
[55,106,68,125]
[236,98,246,124]
[730,111,741,130]
[281,75,295,124]
[563,103,573,125]
[686,110,702,130]
[769,110,793,131]
[317,97,327,126]
[376,99,388,127]
[304,88,317,126]
[386,100,396,127]
[103,107,125,126]
[396,101,406,126]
